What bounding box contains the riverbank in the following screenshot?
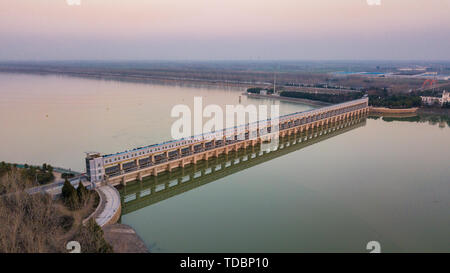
[369,106,450,117]
[369,106,418,114]
[103,223,149,253]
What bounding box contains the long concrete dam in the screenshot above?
[120,117,367,214]
[85,97,369,187]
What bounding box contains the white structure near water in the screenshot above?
[421,91,450,106]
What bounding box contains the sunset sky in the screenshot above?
[0,0,449,60]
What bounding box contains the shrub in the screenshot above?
[73,219,113,253]
[62,179,79,210]
[77,182,89,205]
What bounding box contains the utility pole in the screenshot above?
[273,64,280,95]
[273,71,276,95]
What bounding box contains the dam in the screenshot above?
[85,97,369,187]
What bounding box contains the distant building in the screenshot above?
[397,66,427,72]
[444,91,450,103]
[259,90,267,95]
[421,90,450,106]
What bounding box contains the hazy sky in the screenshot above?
[0,0,449,61]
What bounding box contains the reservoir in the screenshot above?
[1,73,449,252]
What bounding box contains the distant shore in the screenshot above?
[0,65,358,95]
[0,66,260,91]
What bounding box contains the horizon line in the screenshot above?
[1,59,450,63]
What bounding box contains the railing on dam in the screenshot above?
[120,116,367,214]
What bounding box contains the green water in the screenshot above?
[120,114,450,253]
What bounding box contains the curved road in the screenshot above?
[95,185,121,227]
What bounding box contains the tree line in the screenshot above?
[279,91,364,104]
[0,162,55,194]
[61,179,89,210]
[246,87,274,94]
[367,88,422,108]
[368,94,422,108]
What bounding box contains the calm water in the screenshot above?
[120,115,450,253]
[0,73,310,172]
[1,73,449,252]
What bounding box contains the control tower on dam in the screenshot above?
[85,97,369,188]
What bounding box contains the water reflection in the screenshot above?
[369,113,450,128]
[120,117,367,214]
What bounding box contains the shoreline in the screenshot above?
[369,106,450,117]
[103,223,149,253]
[0,68,358,95]
[0,68,258,91]
[369,106,418,114]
